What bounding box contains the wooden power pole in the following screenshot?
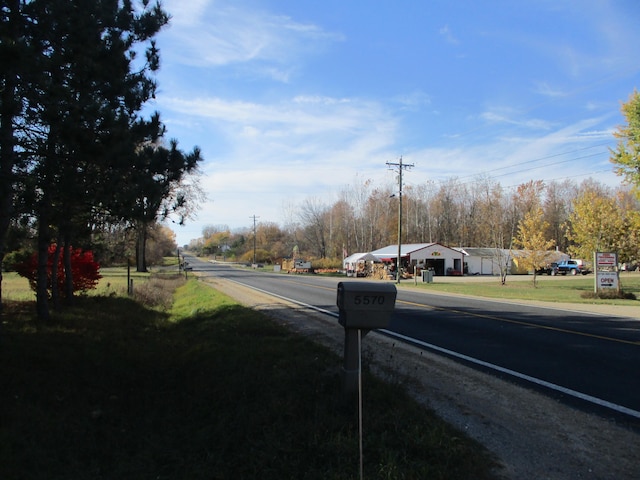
[386,157,414,283]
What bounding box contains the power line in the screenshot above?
[489,151,606,180]
[414,145,616,191]
[450,141,614,184]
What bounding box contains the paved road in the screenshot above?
[186,256,640,422]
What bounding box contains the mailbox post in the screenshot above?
[336,282,397,395]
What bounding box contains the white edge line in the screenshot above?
[223,277,640,420]
[378,329,640,420]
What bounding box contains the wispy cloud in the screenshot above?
[165,0,211,26]
[393,90,432,110]
[480,109,553,130]
[160,93,397,172]
[533,82,568,98]
[439,25,460,45]
[162,95,391,139]
[161,0,343,75]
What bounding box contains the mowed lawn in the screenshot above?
[412,271,640,305]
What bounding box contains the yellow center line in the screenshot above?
[278,278,639,347]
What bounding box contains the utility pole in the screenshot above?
[387,157,414,284]
[250,215,260,265]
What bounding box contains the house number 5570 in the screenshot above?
[353,295,386,305]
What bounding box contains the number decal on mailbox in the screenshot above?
[353,295,385,305]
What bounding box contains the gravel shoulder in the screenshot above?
[200,275,640,480]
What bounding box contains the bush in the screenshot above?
[14,244,102,298]
[132,274,186,310]
[3,249,32,272]
[580,289,636,300]
[240,249,271,264]
[310,257,342,270]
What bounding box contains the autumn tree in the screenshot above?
[256,221,289,261]
[145,224,178,266]
[614,189,640,264]
[513,207,556,286]
[431,179,464,246]
[202,226,232,256]
[513,180,545,217]
[566,188,625,261]
[610,89,640,197]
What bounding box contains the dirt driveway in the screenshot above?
[201,274,640,480]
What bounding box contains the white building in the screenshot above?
[370,243,465,276]
[343,252,382,277]
[453,247,508,275]
[455,247,569,275]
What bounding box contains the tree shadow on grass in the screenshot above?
[1,295,498,480]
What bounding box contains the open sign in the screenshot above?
[597,272,618,290]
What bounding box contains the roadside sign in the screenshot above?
[597,271,619,290]
[596,252,617,267]
[594,252,619,292]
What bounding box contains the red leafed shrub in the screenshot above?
[15,244,102,298]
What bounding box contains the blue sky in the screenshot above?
[150,0,640,246]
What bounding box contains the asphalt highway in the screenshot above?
[185,256,640,422]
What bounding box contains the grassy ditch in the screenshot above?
[1,277,498,480]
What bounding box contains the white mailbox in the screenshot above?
[336,282,397,329]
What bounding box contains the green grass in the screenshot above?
[1,271,34,301]
[93,268,153,295]
[410,273,640,306]
[0,277,498,480]
[2,266,186,308]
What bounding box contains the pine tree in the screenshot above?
[0,0,27,314]
[8,0,181,320]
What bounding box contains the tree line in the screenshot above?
[192,91,640,269]
[192,177,639,268]
[0,0,202,320]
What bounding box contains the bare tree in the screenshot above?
[543,180,575,253]
[298,197,330,258]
